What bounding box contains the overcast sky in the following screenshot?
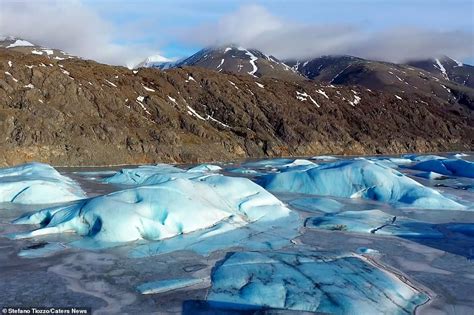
[0,0,473,67]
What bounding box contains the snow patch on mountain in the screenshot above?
[6,39,34,48]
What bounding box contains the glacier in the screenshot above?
[11,174,292,248]
[208,251,428,313]
[1,155,473,313]
[0,162,85,204]
[259,159,466,209]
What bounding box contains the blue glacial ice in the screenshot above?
[186,164,222,173]
[0,162,85,204]
[136,278,204,295]
[103,163,222,185]
[412,159,474,178]
[402,154,447,162]
[278,159,318,172]
[11,174,293,249]
[242,158,294,168]
[129,211,300,257]
[259,159,466,210]
[207,251,428,314]
[306,209,443,238]
[368,157,413,169]
[242,158,317,173]
[446,224,474,237]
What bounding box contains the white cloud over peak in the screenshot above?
[0,0,159,67]
[183,5,474,62]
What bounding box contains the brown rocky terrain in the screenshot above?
[285,56,474,108]
[0,47,473,166]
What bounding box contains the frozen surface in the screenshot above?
[289,197,343,213]
[1,153,473,314]
[0,163,85,204]
[307,210,443,238]
[259,159,465,209]
[208,251,428,314]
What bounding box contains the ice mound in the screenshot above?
[242,158,294,168]
[103,164,187,185]
[242,158,316,173]
[187,164,222,173]
[130,211,300,257]
[259,159,465,209]
[0,163,85,204]
[412,159,474,178]
[278,159,317,172]
[208,251,428,313]
[402,154,447,162]
[369,157,412,168]
[103,163,222,185]
[306,210,443,238]
[12,175,292,247]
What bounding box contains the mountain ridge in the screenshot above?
[0,46,472,166]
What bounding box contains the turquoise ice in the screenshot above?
[259,159,465,209]
[208,251,428,314]
[12,174,292,249]
[412,159,474,178]
[0,162,85,204]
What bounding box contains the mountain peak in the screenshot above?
[134,54,179,69]
[138,44,303,81]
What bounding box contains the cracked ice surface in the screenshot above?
[208,251,428,314]
[0,163,85,204]
[306,209,443,238]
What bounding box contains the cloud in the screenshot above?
[183,5,474,62]
[0,0,160,67]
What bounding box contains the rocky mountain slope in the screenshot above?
[285,55,474,109]
[407,56,474,89]
[0,45,473,166]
